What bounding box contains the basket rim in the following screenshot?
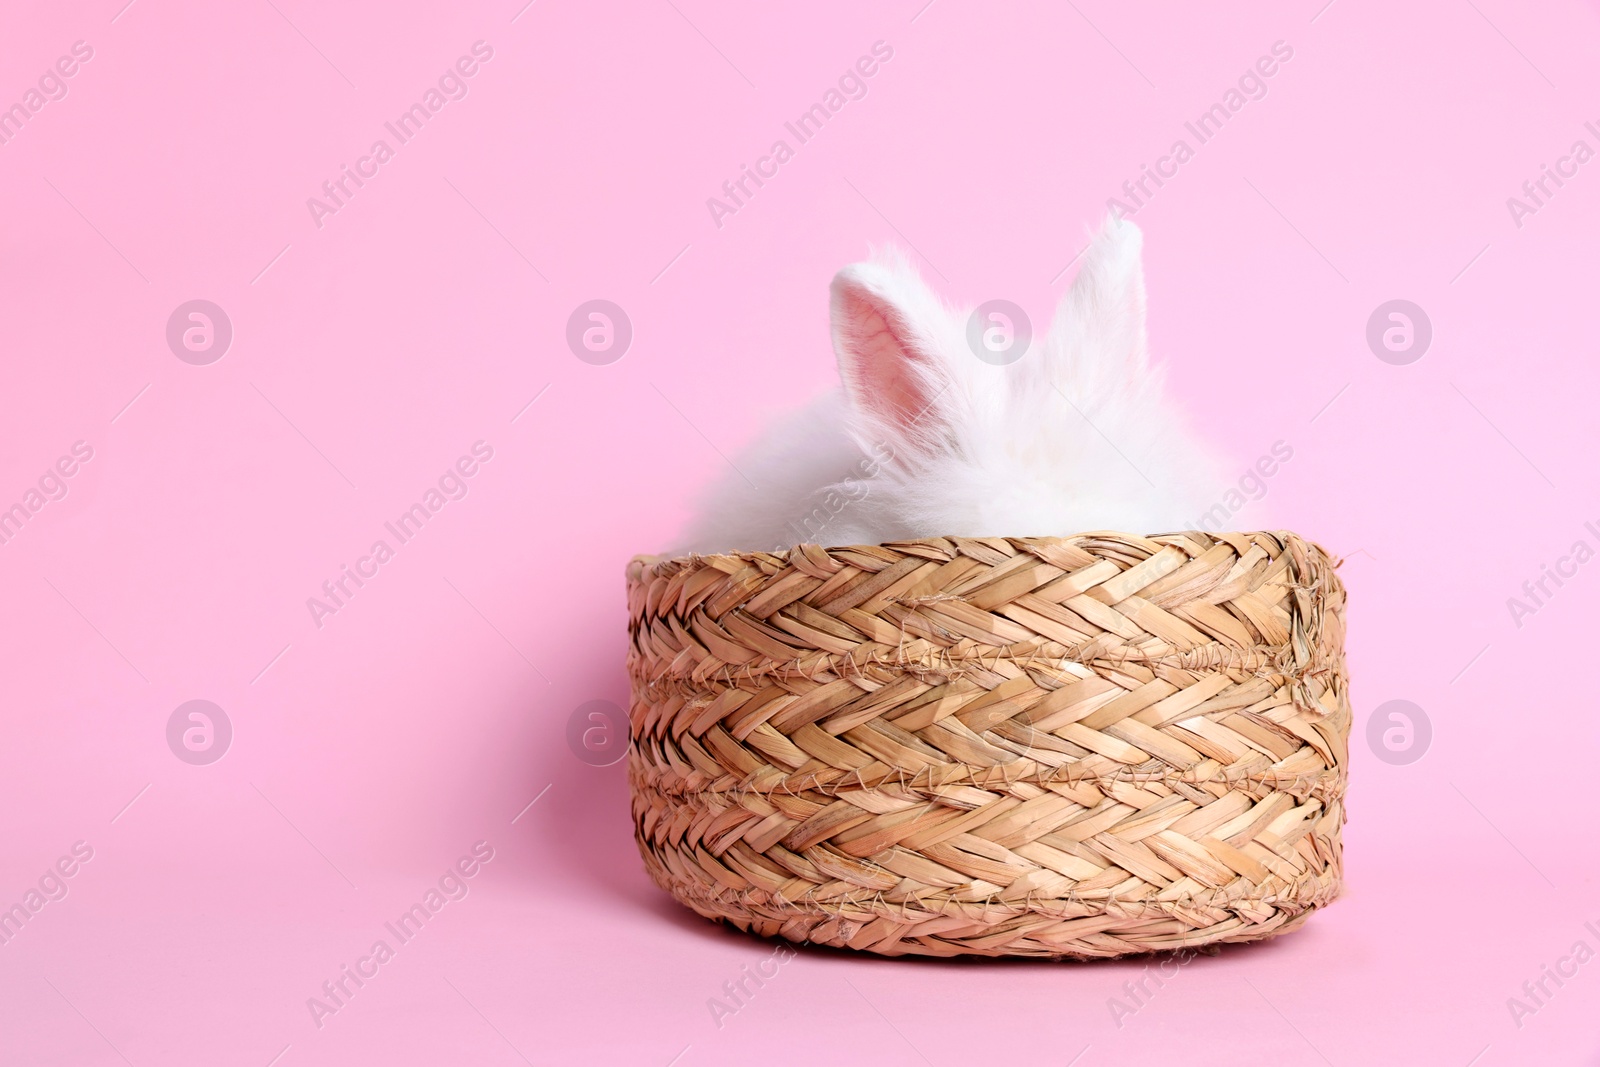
[629,528,1329,575]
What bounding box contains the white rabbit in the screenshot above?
[674,216,1225,555]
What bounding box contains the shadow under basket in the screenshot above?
[624,531,1349,959]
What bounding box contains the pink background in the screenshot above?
[4,0,1599,1063]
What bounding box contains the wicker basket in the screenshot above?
[624,531,1348,959]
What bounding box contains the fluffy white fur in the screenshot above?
[675,217,1223,555]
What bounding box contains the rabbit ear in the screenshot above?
[1043,215,1149,397]
[829,256,952,451]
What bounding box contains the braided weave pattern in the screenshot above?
[625,531,1349,958]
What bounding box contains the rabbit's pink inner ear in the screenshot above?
[833,281,937,434]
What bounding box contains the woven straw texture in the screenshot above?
[625,531,1348,959]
